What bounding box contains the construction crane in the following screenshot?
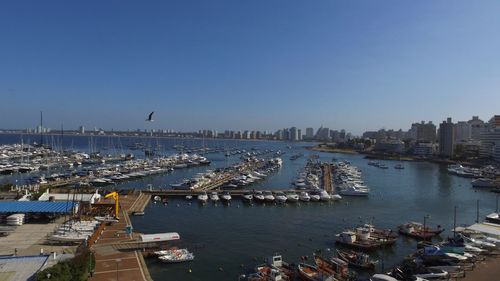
[104,191,119,219]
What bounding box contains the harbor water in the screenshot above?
[0,134,497,280]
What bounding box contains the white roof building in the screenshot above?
[38,189,101,204]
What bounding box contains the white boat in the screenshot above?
[185,195,193,200]
[209,192,219,202]
[254,191,265,202]
[339,185,369,196]
[274,192,287,204]
[299,192,310,202]
[153,195,161,201]
[242,192,253,202]
[285,191,299,202]
[319,190,331,201]
[309,191,321,201]
[220,191,231,202]
[330,194,342,201]
[197,192,208,203]
[263,191,275,202]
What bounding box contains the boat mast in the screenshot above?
[61,123,64,154]
[453,206,457,239]
[40,111,43,146]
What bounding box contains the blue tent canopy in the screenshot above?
[0,201,77,213]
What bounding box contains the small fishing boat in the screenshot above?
[297,263,333,281]
[336,249,378,269]
[313,254,349,280]
[398,222,444,240]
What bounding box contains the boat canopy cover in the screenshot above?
[0,201,78,213]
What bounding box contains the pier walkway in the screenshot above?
[128,191,151,214]
[90,193,153,281]
[322,164,335,194]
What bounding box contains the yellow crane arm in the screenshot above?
[104,192,119,218]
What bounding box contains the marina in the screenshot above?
[0,135,499,280]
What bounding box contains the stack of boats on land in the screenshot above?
[48,220,100,244]
[154,248,195,263]
[333,161,370,196]
[385,231,500,280]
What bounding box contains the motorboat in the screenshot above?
[185,195,193,200]
[210,192,220,202]
[394,163,404,169]
[263,191,275,202]
[336,249,378,269]
[242,192,253,202]
[338,185,369,196]
[197,192,208,203]
[221,191,232,202]
[274,192,287,204]
[309,190,321,202]
[285,191,299,202]
[254,191,265,202]
[319,190,331,201]
[299,192,311,202]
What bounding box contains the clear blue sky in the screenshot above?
[1,0,499,135]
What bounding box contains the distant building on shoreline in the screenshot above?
[439,117,455,157]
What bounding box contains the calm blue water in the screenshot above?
[0,134,497,280]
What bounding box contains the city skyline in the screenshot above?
[1,1,500,134]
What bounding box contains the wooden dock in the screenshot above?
[322,163,335,194]
[90,192,153,281]
[128,191,151,214]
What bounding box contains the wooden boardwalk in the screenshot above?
[90,193,153,281]
[322,163,335,194]
[128,192,151,214]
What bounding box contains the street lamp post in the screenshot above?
[116,259,121,281]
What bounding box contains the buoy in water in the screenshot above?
[188,269,192,273]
